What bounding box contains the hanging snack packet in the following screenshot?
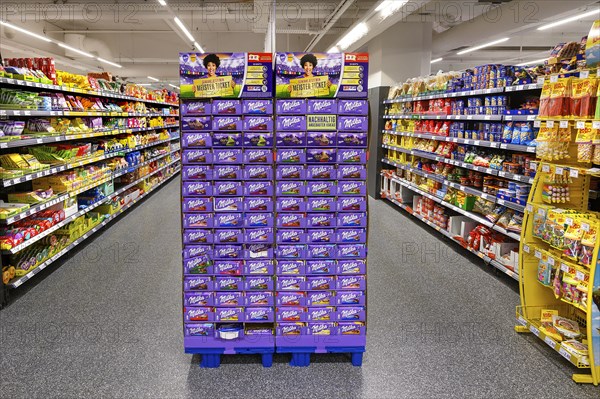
[502,122,513,143]
[579,222,597,267]
[548,78,571,118]
[575,124,595,162]
[538,82,552,117]
[511,123,522,144]
[520,122,535,146]
[562,219,583,261]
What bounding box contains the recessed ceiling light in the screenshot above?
[97,57,122,68]
[58,43,94,58]
[457,38,509,55]
[158,0,167,6]
[537,9,599,31]
[174,17,195,42]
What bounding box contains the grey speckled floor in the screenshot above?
[1,177,598,399]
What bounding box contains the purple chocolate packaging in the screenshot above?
[307,165,335,179]
[183,229,213,244]
[337,99,369,115]
[244,260,274,275]
[337,132,368,148]
[276,181,306,196]
[245,243,274,259]
[337,243,367,259]
[214,229,243,244]
[307,244,336,259]
[338,165,367,180]
[337,291,366,306]
[215,276,242,291]
[245,228,274,243]
[336,275,366,290]
[307,197,335,212]
[306,148,336,164]
[306,291,335,306]
[276,229,306,244]
[276,115,306,131]
[215,291,244,307]
[243,116,273,131]
[214,197,243,212]
[214,181,242,196]
[307,132,336,147]
[182,116,211,131]
[244,165,273,180]
[277,322,308,336]
[182,181,212,197]
[181,100,211,116]
[337,259,367,275]
[244,197,274,212]
[276,276,306,290]
[184,323,214,336]
[183,255,213,274]
[338,181,366,196]
[276,291,306,306]
[338,149,367,164]
[182,197,213,213]
[338,196,367,212]
[212,132,243,147]
[276,148,306,164]
[276,244,306,259]
[213,116,242,131]
[242,99,273,115]
[243,149,273,164]
[243,132,274,147]
[182,132,212,148]
[245,276,274,291]
[244,181,273,196]
[307,229,336,243]
[182,165,212,181]
[276,99,307,115]
[338,322,366,335]
[214,213,243,228]
[183,245,212,260]
[246,307,274,322]
[306,260,335,274]
[183,213,214,229]
[307,181,335,196]
[246,291,274,306]
[276,165,306,180]
[183,149,213,164]
[276,132,307,147]
[307,99,337,114]
[183,276,213,291]
[214,165,242,180]
[336,228,367,243]
[212,99,241,115]
[337,116,368,131]
[277,307,307,322]
[215,307,244,322]
[306,213,336,228]
[245,213,274,228]
[184,307,214,322]
[276,260,305,275]
[214,260,243,276]
[213,245,243,259]
[337,306,366,321]
[184,292,214,307]
[213,149,243,164]
[276,213,306,228]
[338,213,367,228]
[307,307,336,321]
[276,197,306,212]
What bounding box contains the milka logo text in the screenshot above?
[247,102,268,111]
[281,101,303,112]
[281,116,302,128]
[216,101,236,111]
[217,150,236,160]
[249,230,268,240]
[342,117,364,129]
[216,117,237,126]
[342,100,365,112]
[312,101,334,112]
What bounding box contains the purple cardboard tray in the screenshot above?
[307,244,337,259]
[245,228,274,243]
[338,165,367,180]
[276,291,307,306]
[306,259,336,274]
[244,260,274,275]
[276,181,306,196]
[277,307,307,322]
[338,212,367,228]
[243,149,273,164]
[337,132,368,148]
[307,165,335,180]
[307,99,337,114]
[245,307,274,322]
[214,229,243,244]
[183,229,213,244]
[243,116,273,131]
[307,132,337,147]
[184,333,275,349]
[244,276,274,291]
[183,276,213,291]
[212,132,243,147]
[276,197,307,212]
[245,197,274,212]
[337,290,366,306]
[245,291,274,307]
[338,322,366,336]
[182,181,212,197]
[214,165,242,180]
[215,291,244,307]
[338,149,367,164]
[276,213,306,228]
[183,149,213,164]
[337,244,367,259]
[182,165,212,181]
[277,323,308,336]
[337,116,368,131]
[276,165,306,180]
[276,260,306,275]
[307,181,335,196]
[243,132,274,147]
[184,307,215,322]
[307,322,337,336]
[214,197,243,212]
[306,213,336,229]
[307,307,336,322]
[182,116,212,131]
[276,115,306,131]
[183,245,212,260]
[276,99,307,115]
[338,181,367,196]
[181,100,211,116]
[215,307,244,322]
[306,197,336,212]
[213,149,243,164]
[183,255,213,274]
[214,181,243,196]
[337,100,369,115]
[213,245,243,260]
[307,229,336,244]
[184,323,214,337]
[213,116,242,131]
[245,243,274,259]
[183,213,214,229]
[182,132,212,148]
[306,290,335,306]
[215,276,243,291]
[338,196,367,212]
[212,99,242,115]
[214,213,243,228]
[336,306,366,321]
[245,213,274,228]
[276,276,306,291]
[307,276,335,291]
[244,181,273,196]
[336,228,367,243]
[242,99,273,115]
[337,259,367,275]
[276,229,306,244]
[214,260,243,276]
[184,292,214,307]
[276,148,306,164]
[336,275,366,290]
[243,165,273,180]
[276,132,307,147]
[306,148,336,164]
[276,244,306,259]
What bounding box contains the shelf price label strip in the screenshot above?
[383,84,542,103]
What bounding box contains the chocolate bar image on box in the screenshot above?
[244,181,273,196]
[245,213,274,228]
[182,116,211,131]
[337,259,367,275]
[183,197,213,213]
[243,132,274,147]
[307,307,336,321]
[183,229,214,244]
[307,181,335,196]
[276,99,307,114]
[245,276,274,291]
[306,259,335,274]
[215,307,244,322]
[337,132,368,148]
[245,228,274,243]
[276,165,306,180]
[307,132,336,147]
[337,99,369,115]
[276,181,306,196]
[276,132,307,147]
[215,276,243,291]
[212,99,241,115]
[184,292,214,307]
[338,196,367,212]
[183,213,214,229]
[214,197,243,212]
[214,149,243,164]
[245,197,273,212]
[337,165,367,180]
[306,213,336,228]
[306,148,336,164]
[214,181,242,196]
[307,197,335,212]
[337,290,366,305]
[337,244,367,259]
[183,149,213,164]
[276,260,306,275]
[337,228,367,243]
[276,276,306,290]
[183,255,213,274]
[276,197,306,212]
[182,132,212,148]
[307,291,335,306]
[213,260,243,276]
[213,116,242,131]
[243,99,273,115]
[276,244,306,259]
[215,291,244,307]
[276,291,307,306]
[182,181,213,197]
[184,307,214,322]
[245,291,274,306]
[276,115,307,131]
[307,229,336,243]
[212,132,243,147]
[307,244,337,259]
[244,243,275,259]
[184,323,214,337]
[243,149,273,164]
[214,165,242,180]
[276,229,306,244]
[183,276,213,291]
[307,165,335,179]
[182,165,212,181]
[213,244,243,259]
[214,229,243,244]
[276,213,306,229]
[277,307,307,322]
[338,181,367,196]
[244,260,274,275]
[183,245,212,260]
[244,165,273,180]
[181,100,211,116]
[245,307,274,322]
[214,213,243,228]
[307,99,337,114]
[243,116,273,131]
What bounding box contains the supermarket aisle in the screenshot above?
[0,178,598,399]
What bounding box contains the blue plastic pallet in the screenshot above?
[276,346,365,367]
[186,347,274,368]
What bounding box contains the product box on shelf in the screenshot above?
[245,213,274,228]
[243,149,273,164]
[337,259,367,275]
[215,291,244,306]
[182,132,212,148]
[307,307,336,321]
[214,213,243,228]
[214,260,243,275]
[307,165,335,180]
[184,307,215,322]
[306,260,336,274]
[276,165,306,180]
[246,307,274,322]
[276,116,306,131]
[243,116,274,131]
[306,213,336,228]
[243,132,274,147]
[276,213,306,228]
[214,245,243,259]
[244,181,274,196]
[244,260,275,275]
[306,290,335,306]
[182,165,212,181]
[183,149,213,164]
[307,132,337,147]
[276,181,307,196]
[245,291,275,306]
[214,149,243,164]
[245,197,274,212]
[337,132,368,147]
[183,255,213,274]
[212,99,242,115]
[242,99,274,115]
[338,165,367,180]
[277,307,308,322]
[182,197,213,213]
[337,290,366,306]
[276,260,306,275]
[214,181,243,196]
[276,131,307,147]
[306,229,336,243]
[214,197,244,212]
[212,132,243,147]
[182,181,213,197]
[183,213,214,228]
[307,99,337,114]
[245,228,274,243]
[276,291,307,306]
[306,197,336,212]
[244,165,274,180]
[183,245,213,260]
[181,100,212,115]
